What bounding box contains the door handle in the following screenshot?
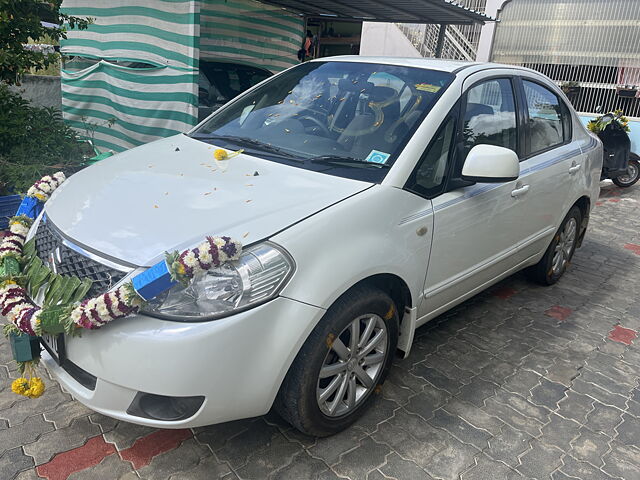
[569,164,581,174]
[511,184,530,197]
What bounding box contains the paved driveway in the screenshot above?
[1,181,639,480]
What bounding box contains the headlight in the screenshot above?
[142,242,294,320]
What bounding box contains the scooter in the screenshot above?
[589,109,640,188]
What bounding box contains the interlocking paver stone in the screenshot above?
[44,401,93,429]
[330,437,390,480]
[461,454,520,480]
[371,410,445,468]
[269,451,331,480]
[569,427,611,467]
[404,388,450,421]
[422,436,477,480]
[136,438,211,480]
[67,453,134,480]
[234,433,302,479]
[442,398,504,436]
[378,452,433,479]
[0,386,70,427]
[457,376,498,407]
[308,424,369,466]
[615,413,640,448]
[556,390,595,423]
[0,414,54,454]
[559,454,617,480]
[585,401,623,437]
[530,378,567,409]
[23,417,101,465]
[602,441,640,480]
[213,419,280,469]
[427,408,491,450]
[0,447,35,480]
[483,396,544,437]
[492,389,550,423]
[540,413,581,451]
[516,440,563,479]
[485,424,532,468]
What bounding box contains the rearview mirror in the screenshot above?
[461,144,519,183]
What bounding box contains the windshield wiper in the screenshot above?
[190,133,300,159]
[308,155,391,168]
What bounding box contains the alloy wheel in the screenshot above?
[551,217,577,275]
[316,314,388,417]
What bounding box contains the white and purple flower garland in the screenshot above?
[0,172,243,336]
[26,172,66,202]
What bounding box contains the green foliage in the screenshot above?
[0,84,89,195]
[21,254,93,308]
[587,109,631,134]
[0,0,91,85]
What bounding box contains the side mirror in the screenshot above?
[461,144,520,183]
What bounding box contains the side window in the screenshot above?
[461,78,518,158]
[406,116,456,197]
[523,80,568,154]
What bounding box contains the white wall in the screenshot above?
[360,22,421,57]
[476,0,510,61]
[9,75,61,109]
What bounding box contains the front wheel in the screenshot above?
[275,285,398,437]
[613,157,640,187]
[526,206,582,286]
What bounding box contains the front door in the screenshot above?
[419,76,529,321]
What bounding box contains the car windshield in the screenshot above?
[191,61,454,182]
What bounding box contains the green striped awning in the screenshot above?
[200,0,303,72]
[62,61,198,152]
[60,0,200,152]
[59,0,303,152]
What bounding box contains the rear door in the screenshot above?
[514,77,578,260]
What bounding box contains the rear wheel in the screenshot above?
[612,157,640,187]
[275,285,398,437]
[526,206,581,286]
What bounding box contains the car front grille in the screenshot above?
[34,219,128,299]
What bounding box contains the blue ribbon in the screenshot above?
[15,197,42,220]
[131,260,177,301]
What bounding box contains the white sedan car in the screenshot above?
[31,57,602,436]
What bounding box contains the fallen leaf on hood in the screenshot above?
[154,205,159,208]
[243,232,249,238]
[245,184,254,187]
[164,192,169,195]
[204,192,212,196]
[245,199,252,203]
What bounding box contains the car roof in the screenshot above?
[310,55,535,76]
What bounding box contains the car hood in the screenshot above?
[44,134,371,266]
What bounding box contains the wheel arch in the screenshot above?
[344,273,413,323]
[572,195,591,248]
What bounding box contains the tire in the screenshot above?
[526,206,582,286]
[612,157,640,188]
[275,285,399,437]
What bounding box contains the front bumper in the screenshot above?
[42,296,324,428]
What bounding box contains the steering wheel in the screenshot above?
[328,89,403,137]
[299,114,331,136]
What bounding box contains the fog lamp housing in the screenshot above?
[127,392,205,421]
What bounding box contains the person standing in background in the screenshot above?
[298,30,314,62]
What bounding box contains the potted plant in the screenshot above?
[560,81,581,99]
[616,84,638,98]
